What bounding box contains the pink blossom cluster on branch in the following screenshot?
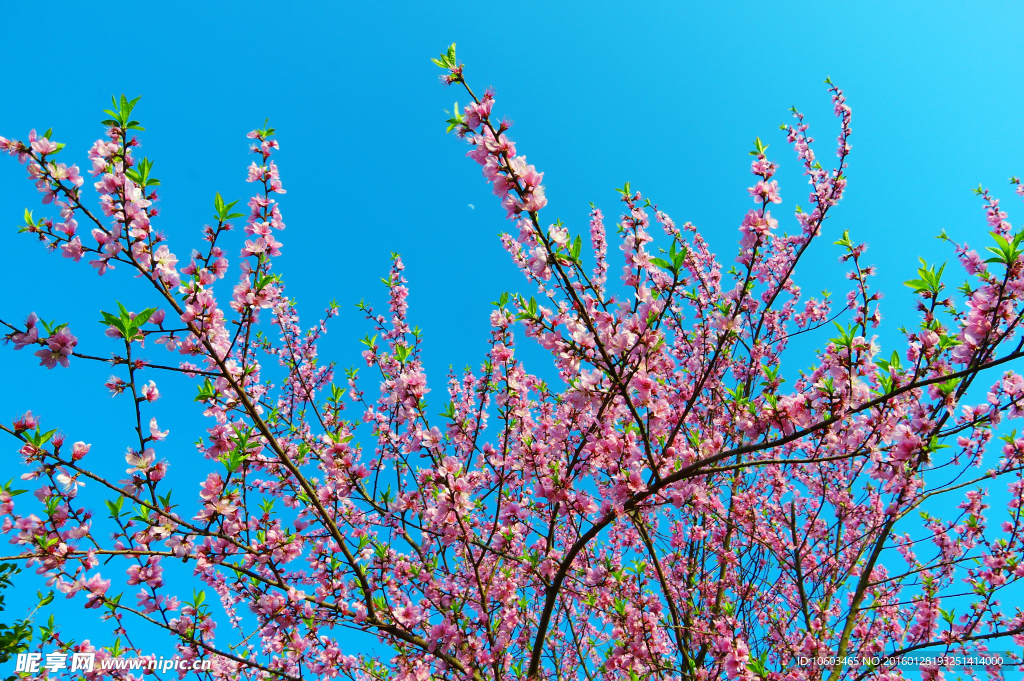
[0,46,1023,681]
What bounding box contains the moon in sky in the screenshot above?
[468,204,475,210]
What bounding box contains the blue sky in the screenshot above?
[1,0,1023,665]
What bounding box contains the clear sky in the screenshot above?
[0,0,1023,663]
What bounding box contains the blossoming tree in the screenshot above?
[1,44,1023,681]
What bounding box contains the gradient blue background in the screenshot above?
[0,0,1022,666]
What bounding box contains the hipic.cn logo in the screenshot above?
[15,652,95,673]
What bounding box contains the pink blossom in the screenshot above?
[34,327,77,369]
[140,380,160,402]
[0,65,1021,681]
[148,417,169,441]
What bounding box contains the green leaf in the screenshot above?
[904,259,946,295]
[28,428,58,447]
[669,242,688,273]
[833,229,853,248]
[983,230,1024,267]
[105,497,125,518]
[444,104,465,133]
[133,307,157,327]
[937,377,961,397]
[395,344,411,363]
[650,257,672,270]
[194,378,216,403]
[433,43,457,69]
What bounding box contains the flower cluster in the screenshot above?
[0,54,1023,681]
[458,90,547,219]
